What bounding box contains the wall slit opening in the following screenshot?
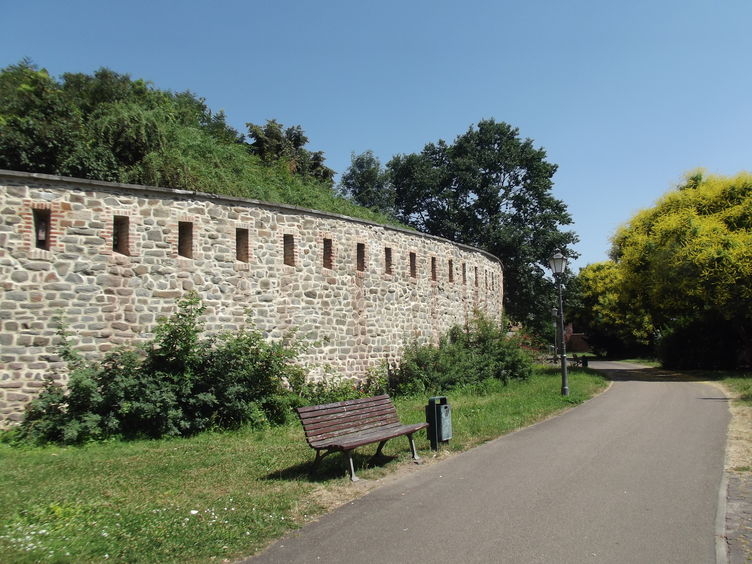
[323,238,333,269]
[33,208,51,250]
[283,234,295,266]
[236,228,249,262]
[356,243,366,272]
[113,215,130,255]
[178,221,193,258]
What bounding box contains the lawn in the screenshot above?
[0,367,607,563]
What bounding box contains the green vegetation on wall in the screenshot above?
[388,314,533,394]
[0,60,394,225]
[17,294,306,444]
[13,298,535,446]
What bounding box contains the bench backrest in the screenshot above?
[296,394,401,447]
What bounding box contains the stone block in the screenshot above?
[25,262,52,271]
[153,290,181,299]
[10,271,29,283]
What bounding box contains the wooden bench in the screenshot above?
[569,354,588,368]
[296,394,428,481]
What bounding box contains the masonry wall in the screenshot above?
[0,170,503,425]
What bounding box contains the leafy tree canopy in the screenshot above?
[573,170,752,367]
[341,120,578,329]
[339,150,393,211]
[0,60,381,221]
[246,119,334,184]
[612,170,752,324]
[569,261,652,356]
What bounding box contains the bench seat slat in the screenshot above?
[299,403,398,428]
[302,408,400,434]
[301,408,399,429]
[296,394,391,415]
[310,422,428,450]
[303,416,402,441]
[308,422,404,447]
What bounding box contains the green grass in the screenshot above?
[701,370,752,406]
[719,374,752,406]
[0,368,607,563]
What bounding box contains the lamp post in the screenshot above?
[551,307,559,362]
[548,251,569,396]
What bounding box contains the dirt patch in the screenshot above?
[706,381,752,472]
[705,381,751,564]
[727,402,752,472]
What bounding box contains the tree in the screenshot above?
[0,60,360,217]
[246,119,335,185]
[0,61,242,183]
[0,60,87,176]
[575,171,752,367]
[382,119,578,327]
[339,150,393,212]
[570,261,652,356]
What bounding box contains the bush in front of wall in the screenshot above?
[17,293,305,444]
[388,313,533,395]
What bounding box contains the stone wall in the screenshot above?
[0,170,503,425]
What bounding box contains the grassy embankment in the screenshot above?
[0,367,606,563]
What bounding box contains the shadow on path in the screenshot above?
[591,363,714,383]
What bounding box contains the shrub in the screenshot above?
[295,377,365,405]
[388,314,533,395]
[17,294,305,444]
[17,302,534,445]
[657,313,741,370]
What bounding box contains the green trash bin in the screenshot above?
[426,396,452,450]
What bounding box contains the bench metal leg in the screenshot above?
[374,440,388,457]
[347,451,360,482]
[407,433,420,461]
[312,449,323,469]
[310,449,335,476]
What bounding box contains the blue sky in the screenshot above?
[4,0,751,271]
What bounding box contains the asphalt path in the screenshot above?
[248,361,730,563]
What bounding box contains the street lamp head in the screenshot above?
[548,251,567,275]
